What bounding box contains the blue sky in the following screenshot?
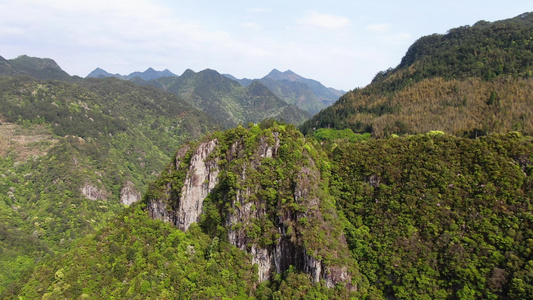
[1,0,532,90]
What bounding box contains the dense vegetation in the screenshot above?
[4,11,533,299]
[331,132,533,299]
[0,75,216,292]
[301,12,533,137]
[7,126,533,299]
[3,204,258,299]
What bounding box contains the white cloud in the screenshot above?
[367,23,392,33]
[299,11,351,30]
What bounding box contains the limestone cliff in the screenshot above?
[145,125,358,289]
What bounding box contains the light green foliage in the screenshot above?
[313,128,371,143]
[0,76,216,292]
[3,204,257,299]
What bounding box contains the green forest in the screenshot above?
[1,11,533,300]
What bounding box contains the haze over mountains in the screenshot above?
[2,11,533,300]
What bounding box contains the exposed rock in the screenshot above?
[147,139,219,231]
[81,184,108,201]
[251,245,272,282]
[176,139,219,231]
[120,181,141,206]
[148,197,175,224]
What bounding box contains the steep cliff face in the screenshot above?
[147,140,219,231]
[145,125,357,289]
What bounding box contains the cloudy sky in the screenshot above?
[1,0,532,90]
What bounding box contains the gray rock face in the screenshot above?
[81,184,108,201]
[147,139,219,231]
[120,181,141,205]
[176,139,219,231]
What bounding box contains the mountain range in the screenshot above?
[223,69,344,114]
[144,68,311,128]
[87,67,178,81]
[2,11,533,299]
[87,66,343,115]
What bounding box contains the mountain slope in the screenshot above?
[0,75,217,292]
[86,67,120,78]
[225,69,344,114]
[0,55,72,80]
[7,127,533,299]
[263,69,344,103]
[144,124,361,288]
[330,132,533,299]
[4,124,367,299]
[301,12,533,137]
[148,69,311,128]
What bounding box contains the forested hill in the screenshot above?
[5,125,533,299]
[0,55,72,81]
[301,12,533,137]
[0,75,216,293]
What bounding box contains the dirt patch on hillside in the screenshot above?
[0,119,58,160]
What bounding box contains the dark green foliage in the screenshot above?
[396,13,533,83]
[330,132,533,299]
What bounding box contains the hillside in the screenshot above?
[4,11,533,300]
[0,75,217,292]
[4,124,365,299]
[6,125,533,299]
[0,55,72,81]
[147,69,311,128]
[225,69,344,114]
[301,12,533,137]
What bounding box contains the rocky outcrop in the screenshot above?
[176,139,219,231]
[81,184,108,201]
[120,181,141,205]
[145,128,356,289]
[147,139,219,231]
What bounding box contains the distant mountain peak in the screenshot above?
[181,69,196,77]
[87,67,115,78]
[1,54,71,80]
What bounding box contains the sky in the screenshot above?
[1,0,533,91]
